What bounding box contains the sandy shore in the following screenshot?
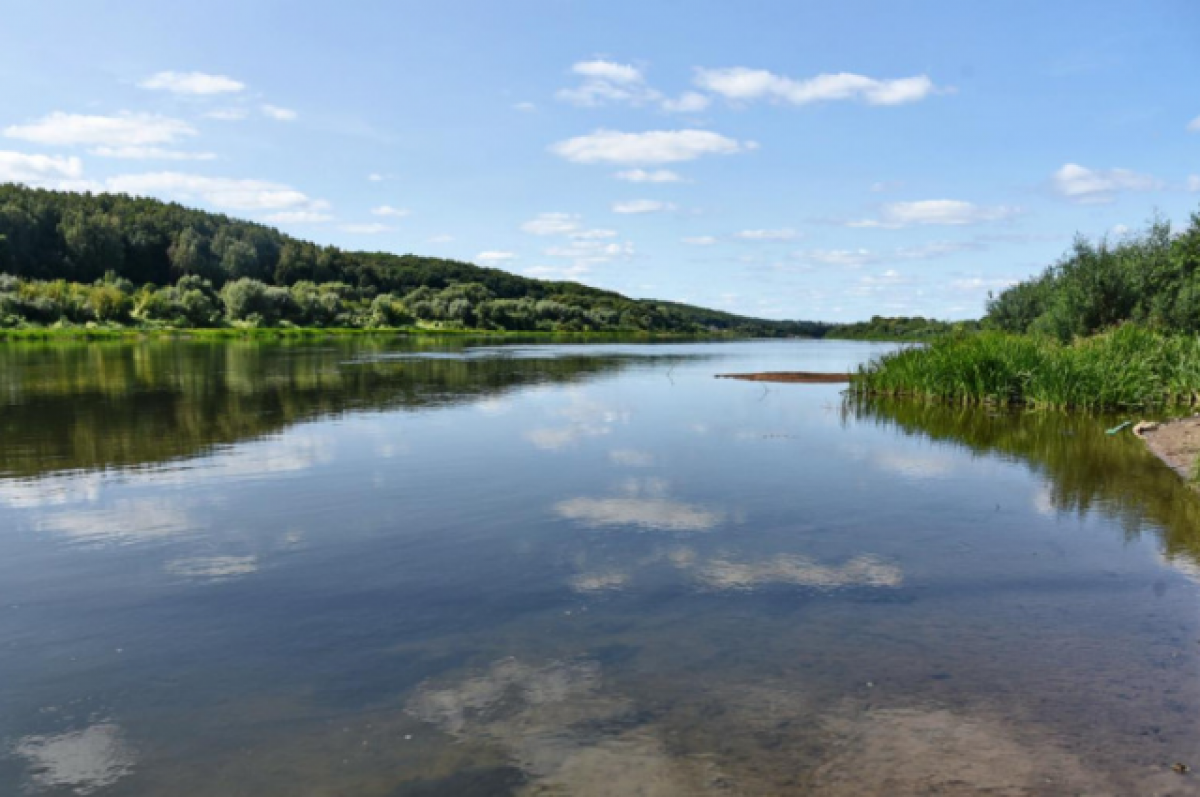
[1139,416,1200,480]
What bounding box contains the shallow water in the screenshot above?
[2,337,1200,795]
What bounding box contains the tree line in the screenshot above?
[0,184,822,335]
[985,211,1200,339]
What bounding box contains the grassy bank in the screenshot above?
[853,325,1200,409]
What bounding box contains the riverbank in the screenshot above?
[854,326,1200,410]
[0,326,728,342]
[1139,417,1200,481]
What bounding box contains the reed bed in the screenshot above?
[853,326,1200,409]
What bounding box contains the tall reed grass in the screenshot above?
[853,326,1200,409]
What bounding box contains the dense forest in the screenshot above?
[0,184,828,336]
[984,211,1200,339]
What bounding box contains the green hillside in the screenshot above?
[0,184,823,336]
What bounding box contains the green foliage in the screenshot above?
[0,184,814,336]
[827,315,973,341]
[855,325,1200,409]
[985,214,1200,339]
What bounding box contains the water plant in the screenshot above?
[853,325,1200,410]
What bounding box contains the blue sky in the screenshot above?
[1,1,1198,321]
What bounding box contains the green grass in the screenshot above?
[853,325,1200,410]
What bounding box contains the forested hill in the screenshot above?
[0,184,821,335]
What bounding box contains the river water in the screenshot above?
[2,337,1199,795]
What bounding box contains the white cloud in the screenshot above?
[264,210,333,224]
[736,228,798,241]
[948,276,1018,292]
[0,151,83,186]
[794,248,878,267]
[1051,163,1162,204]
[695,67,939,106]
[367,173,385,182]
[573,60,643,84]
[850,200,1020,227]
[513,101,537,112]
[545,240,633,261]
[340,222,391,234]
[558,60,660,107]
[522,211,581,236]
[139,70,245,95]
[371,204,410,218]
[857,269,910,288]
[615,168,682,183]
[204,108,249,121]
[428,234,454,243]
[559,60,714,113]
[682,236,717,246]
[1189,115,1200,133]
[261,104,297,121]
[105,171,329,213]
[1189,175,1200,192]
[612,199,674,214]
[551,129,749,165]
[791,240,981,270]
[89,146,216,160]
[662,91,711,113]
[5,111,195,149]
[477,250,517,263]
[520,212,618,246]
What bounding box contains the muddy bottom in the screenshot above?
[715,372,852,383]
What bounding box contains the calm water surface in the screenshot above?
[2,337,1200,795]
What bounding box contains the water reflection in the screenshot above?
[848,397,1200,568]
[4,339,1200,795]
[14,723,136,795]
[0,339,650,479]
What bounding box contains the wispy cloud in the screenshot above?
[695,67,942,106]
[341,222,391,234]
[849,200,1020,228]
[1051,163,1162,204]
[371,205,409,218]
[261,104,297,121]
[476,250,517,263]
[105,171,330,214]
[5,111,195,150]
[139,70,244,95]
[615,168,682,183]
[735,228,798,241]
[551,129,752,165]
[612,199,675,214]
[0,151,83,186]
